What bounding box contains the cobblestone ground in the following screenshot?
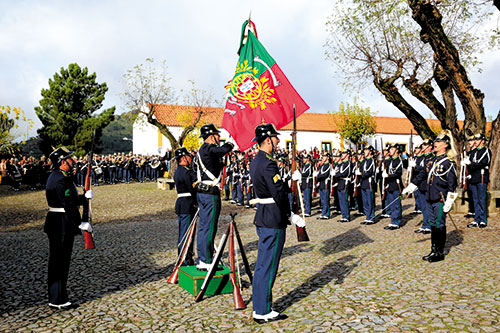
[1,185,499,332]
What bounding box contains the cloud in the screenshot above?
[0,0,498,140]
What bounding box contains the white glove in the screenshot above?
[409,159,416,168]
[85,190,94,199]
[463,156,471,165]
[292,170,301,181]
[382,170,388,178]
[289,213,306,227]
[79,222,93,233]
[313,171,319,178]
[355,169,361,176]
[402,183,418,195]
[443,192,458,213]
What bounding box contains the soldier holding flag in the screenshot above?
[193,124,234,270]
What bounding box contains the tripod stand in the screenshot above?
[195,213,253,309]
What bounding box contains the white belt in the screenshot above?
[177,193,191,198]
[249,198,275,205]
[201,180,219,187]
[48,207,65,213]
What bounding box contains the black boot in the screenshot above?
[422,226,436,261]
[428,226,446,262]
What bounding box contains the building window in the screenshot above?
[321,141,332,153]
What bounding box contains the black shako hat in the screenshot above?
[199,124,221,139]
[174,147,189,160]
[49,147,73,166]
[469,133,486,141]
[421,139,434,146]
[252,123,280,142]
[434,133,451,144]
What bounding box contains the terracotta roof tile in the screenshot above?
[150,104,491,135]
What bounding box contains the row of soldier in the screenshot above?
[0,152,168,190]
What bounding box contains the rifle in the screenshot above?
[221,154,228,196]
[167,209,199,284]
[380,137,387,201]
[195,213,252,307]
[228,213,245,309]
[353,159,360,197]
[291,105,310,242]
[405,131,414,198]
[82,131,96,249]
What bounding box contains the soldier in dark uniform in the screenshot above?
[331,153,341,214]
[300,154,313,217]
[383,144,403,230]
[421,132,458,262]
[44,147,93,309]
[404,139,434,234]
[249,123,304,324]
[316,152,331,219]
[173,147,197,266]
[464,133,491,228]
[335,150,352,222]
[358,146,376,224]
[192,124,233,270]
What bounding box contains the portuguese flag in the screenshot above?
[222,20,309,151]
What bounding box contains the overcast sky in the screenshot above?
[1,0,499,137]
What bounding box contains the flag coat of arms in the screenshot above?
[223,20,309,151]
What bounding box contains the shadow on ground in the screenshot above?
[319,227,374,256]
[0,217,179,315]
[274,254,363,312]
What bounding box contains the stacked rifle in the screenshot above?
[167,212,252,310]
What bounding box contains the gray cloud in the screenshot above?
[0,0,498,138]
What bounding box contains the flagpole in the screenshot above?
[291,104,310,242]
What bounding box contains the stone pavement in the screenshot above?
[1,199,499,332]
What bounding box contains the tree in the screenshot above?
[121,59,218,151]
[99,114,133,154]
[1,106,34,156]
[325,0,500,188]
[331,100,377,149]
[35,63,115,156]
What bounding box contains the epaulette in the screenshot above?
[265,153,276,162]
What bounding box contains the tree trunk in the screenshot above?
[408,0,486,138]
[489,111,500,190]
[372,65,435,139]
[146,105,179,150]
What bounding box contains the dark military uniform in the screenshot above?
[316,160,331,219]
[411,151,434,232]
[174,162,197,265]
[300,161,313,216]
[385,156,403,228]
[335,157,351,221]
[359,156,376,222]
[45,168,85,306]
[424,153,457,261]
[193,141,233,265]
[250,149,291,316]
[467,146,491,227]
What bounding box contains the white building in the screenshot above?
[132,104,453,155]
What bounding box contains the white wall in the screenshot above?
[133,116,424,154]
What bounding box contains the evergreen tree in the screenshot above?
[35,63,115,155]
